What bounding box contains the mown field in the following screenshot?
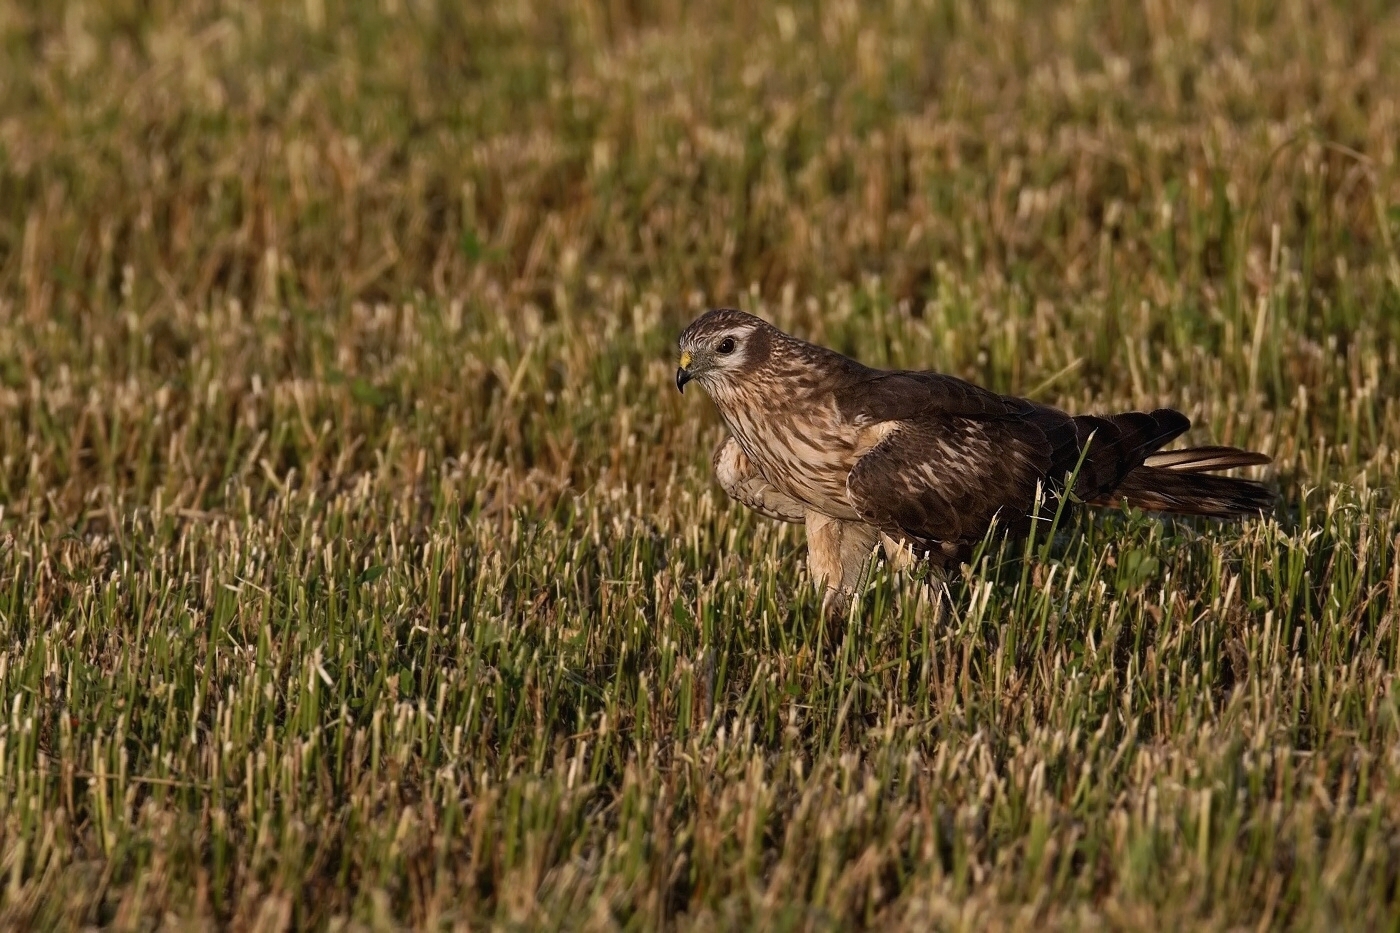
[2,0,1400,928]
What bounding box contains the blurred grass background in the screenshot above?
[2,0,1400,928]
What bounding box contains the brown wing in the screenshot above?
[837,371,1214,564]
[835,371,1043,424]
[838,373,1080,561]
[845,415,1061,567]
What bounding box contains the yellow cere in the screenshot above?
[679,351,691,370]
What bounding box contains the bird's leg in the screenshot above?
[805,513,879,622]
[880,533,952,620]
[878,533,918,575]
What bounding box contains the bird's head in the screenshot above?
[675,309,772,396]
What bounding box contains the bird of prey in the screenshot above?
[676,308,1273,614]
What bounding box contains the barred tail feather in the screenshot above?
[1088,447,1274,518]
[1142,446,1272,474]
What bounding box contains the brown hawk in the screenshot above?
[676,308,1273,614]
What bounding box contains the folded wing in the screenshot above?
[838,371,1272,565]
[845,414,1059,566]
[712,436,807,522]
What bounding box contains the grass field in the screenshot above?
[3,0,1400,928]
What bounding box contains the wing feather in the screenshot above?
[835,371,1038,425]
[845,415,1055,566]
[840,377,1255,566]
[712,436,807,523]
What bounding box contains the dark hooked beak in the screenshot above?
[675,367,693,393]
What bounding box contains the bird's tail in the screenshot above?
[1091,458,1274,517]
[1070,409,1274,519]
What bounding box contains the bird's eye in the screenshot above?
[717,336,736,354]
